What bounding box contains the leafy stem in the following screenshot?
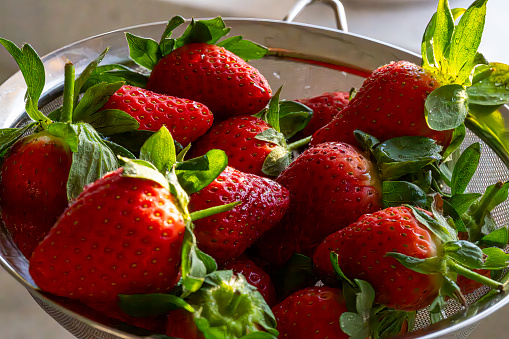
[61,62,75,124]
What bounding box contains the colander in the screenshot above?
[1,0,508,338]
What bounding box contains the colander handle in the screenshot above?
[283,0,348,32]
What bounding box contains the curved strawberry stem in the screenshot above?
[61,62,75,124]
[447,259,504,291]
[288,136,312,151]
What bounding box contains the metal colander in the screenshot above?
[1,1,509,338]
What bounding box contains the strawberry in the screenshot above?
[166,308,204,339]
[313,205,505,311]
[222,259,277,306]
[147,42,272,121]
[29,165,185,303]
[311,61,453,148]
[99,85,213,146]
[0,132,72,258]
[255,142,382,265]
[189,115,277,177]
[296,91,350,137]
[189,166,290,263]
[272,286,349,339]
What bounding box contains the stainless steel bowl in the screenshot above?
[1,6,509,339]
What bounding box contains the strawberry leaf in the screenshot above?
[66,123,119,200]
[382,181,427,208]
[451,142,481,195]
[407,205,456,242]
[423,0,455,70]
[442,123,465,161]
[72,81,125,123]
[481,227,509,248]
[175,17,231,49]
[467,62,509,105]
[0,123,37,157]
[102,139,135,159]
[443,240,484,269]
[80,109,140,136]
[139,126,176,174]
[273,253,316,300]
[482,247,509,270]
[255,129,286,148]
[106,130,156,156]
[384,253,442,275]
[354,130,380,153]
[118,293,194,317]
[0,38,49,125]
[217,36,268,61]
[120,157,170,191]
[46,122,79,153]
[278,101,313,139]
[373,136,442,180]
[429,295,447,324]
[158,15,186,46]
[340,312,369,339]
[180,227,210,296]
[82,64,149,91]
[470,63,493,86]
[126,32,161,70]
[446,0,487,86]
[74,47,110,104]
[176,149,228,194]
[449,192,482,215]
[425,84,468,131]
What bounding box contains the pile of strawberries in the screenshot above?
[1,0,509,338]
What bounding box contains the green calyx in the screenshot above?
[187,270,278,339]
[126,16,268,72]
[386,204,506,307]
[252,86,313,176]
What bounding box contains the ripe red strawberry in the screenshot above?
[222,259,277,306]
[29,167,185,303]
[189,166,290,263]
[272,286,349,339]
[99,85,213,146]
[256,142,382,265]
[313,206,443,311]
[146,43,272,121]
[166,308,204,339]
[296,91,350,137]
[0,132,72,258]
[189,115,277,177]
[311,61,453,148]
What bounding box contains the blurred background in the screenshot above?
[0,0,508,337]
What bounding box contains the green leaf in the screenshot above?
[0,123,37,157]
[82,109,140,136]
[382,181,427,208]
[449,192,482,215]
[82,64,149,91]
[102,140,135,159]
[118,293,194,317]
[278,101,313,139]
[340,312,369,339]
[442,123,466,160]
[159,15,186,45]
[429,296,447,324]
[481,227,509,248]
[482,247,509,270]
[126,32,161,70]
[255,128,286,148]
[73,47,110,104]
[467,62,509,105]
[175,17,230,48]
[354,279,375,317]
[443,240,484,269]
[471,63,493,86]
[385,252,442,275]
[189,201,241,222]
[175,155,209,171]
[432,0,455,69]
[180,227,208,296]
[106,130,155,156]
[480,181,509,213]
[408,205,456,242]
[267,87,283,132]
[373,136,442,180]
[446,0,487,86]
[354,130,380,153]
[165,167,190,218]
[425,84,469,131]
[176,149,228,195]
[217,36,269,61]
[66,123,119,200]
[119,157,170,191]
[0,38,49,124]
[46,122,79,153]
[72,81,124,123]
[451,142,481,195]
[139,126,176,174]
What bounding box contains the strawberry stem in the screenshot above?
[447,259,504,292]
[61,61,75,124]
[468,181,504,241]
[190,201,241,221]
[288,136,311,151]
